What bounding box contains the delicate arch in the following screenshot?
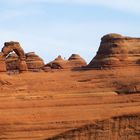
[1,41,28,72]
[2,41,25,60]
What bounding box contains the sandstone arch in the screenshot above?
[1,41,28,72]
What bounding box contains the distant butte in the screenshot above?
[87,33,140,69]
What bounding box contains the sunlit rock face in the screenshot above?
[68,54,87,68]
[44,55,68,69]
[88,33,140,69]
[2,41,28,72]
[25,52,45,71]
[5,52,45,71]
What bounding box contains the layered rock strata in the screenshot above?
[26,52,44,71]
[88,34,140,68]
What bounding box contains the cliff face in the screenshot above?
[47,114,140,140]
[88,34,140,68]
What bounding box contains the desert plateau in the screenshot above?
[0,33,139,140]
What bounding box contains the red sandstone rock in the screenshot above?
[45,54,87,70]
[0,52,6,72]
[6,53,18,71]
[26,52,44,71]
[5,51,44,72]
[45,55,68,69]
[68,54,87,68]
[88,33,140,68]
[2,41,28,72]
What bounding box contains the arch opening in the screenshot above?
[1,41,28,73]
[6,52,20,73]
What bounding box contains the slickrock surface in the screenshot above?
[88,33,140,69]
[0,66,139,139]
[47,114,140,140]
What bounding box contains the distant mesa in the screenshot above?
[87,33,140,69]
[44,54,87,70]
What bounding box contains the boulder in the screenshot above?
[26,52,44,70]
[88,33,140,69]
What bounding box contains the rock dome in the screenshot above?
[88,33,140,68]
[26,52,44,70]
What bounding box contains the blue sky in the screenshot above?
[0,0,140,63]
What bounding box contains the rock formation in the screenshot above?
[45,54,87,70]
[6,53,18,71]
[1,41,28,72]
[26,52,44,71]
[5,51,44,72]
[68,54,87,68]
[0,52,6,72]
[45,55,69,69]
[88,33,140,69]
